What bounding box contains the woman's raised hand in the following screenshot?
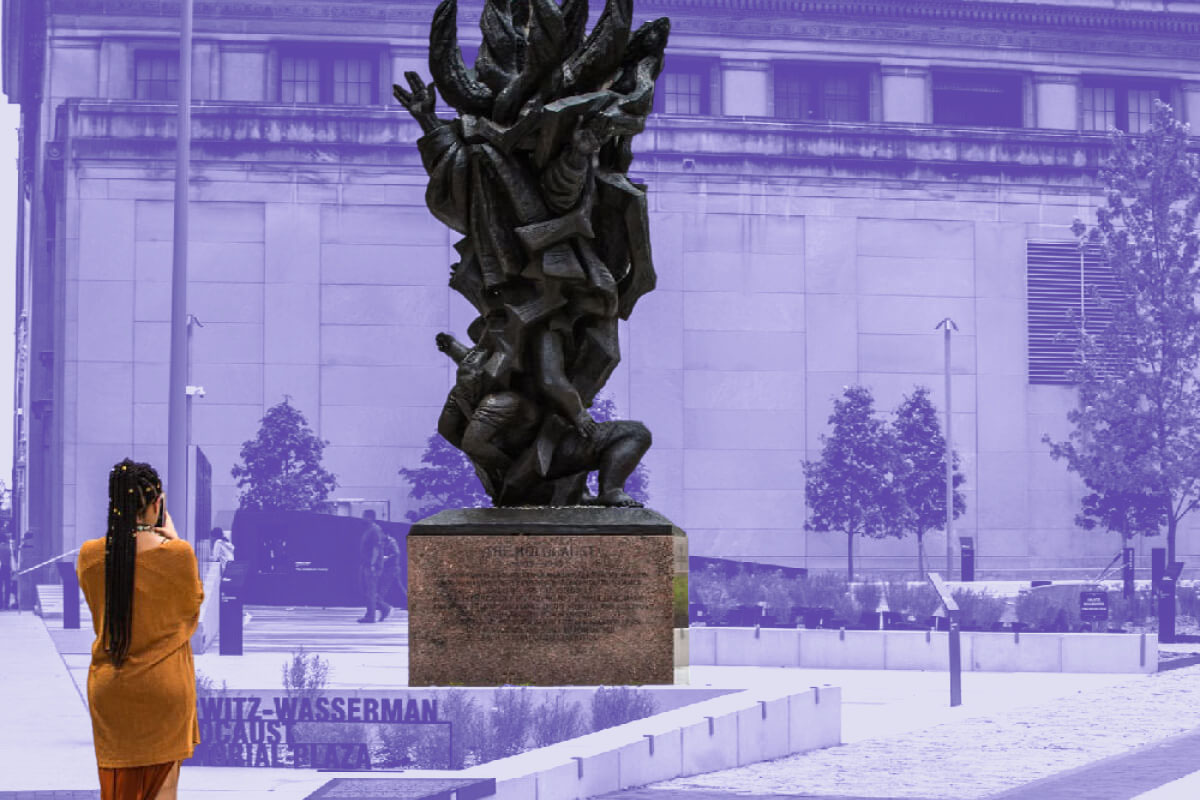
[155,501,180,540]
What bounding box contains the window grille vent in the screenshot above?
[1027,241,1122,384]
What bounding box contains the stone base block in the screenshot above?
[407,507,688,686]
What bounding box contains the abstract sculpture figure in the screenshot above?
[394,0,669,508]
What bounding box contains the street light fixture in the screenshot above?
[935,317,958,580]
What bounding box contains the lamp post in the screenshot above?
[935,317,958,580]
[167,0,194,540]
[184,314,204,543]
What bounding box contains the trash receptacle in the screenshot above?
[219,562,249,656]
[960,537,975,582]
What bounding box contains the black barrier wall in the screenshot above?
[231,510,409,607]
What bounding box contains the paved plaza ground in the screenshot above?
[2,605,1199,800]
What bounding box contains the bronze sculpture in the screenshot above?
[394,0,669,508]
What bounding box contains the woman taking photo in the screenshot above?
[76,459,204,799]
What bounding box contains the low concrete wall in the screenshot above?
[689,627,1157,674]
[457,682,842,800]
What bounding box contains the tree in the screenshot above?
[399,433,491,523]
[891,386,966,580]
[1074,481,1166,546]
[231,397,338,512]
[803,385,905,581]
[586,394,651,505]
[1045,103,1200,564]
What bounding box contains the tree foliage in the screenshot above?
[399,433,491,523]
[1073,482,1166,543]
[803,385,905,580]
[892,386,966,578]
[1044,103,1200,562]
[231,398,338,512]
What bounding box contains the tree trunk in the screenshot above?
[847,531,855,583]
[1168,513,1177,565]
[917,532,925,581]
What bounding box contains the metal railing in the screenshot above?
[10,547,80,616]
[15,547,79,577]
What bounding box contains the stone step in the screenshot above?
[34,584,92,621]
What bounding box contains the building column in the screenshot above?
[880,65,930,124]
[721,59,770,117]
[1033,73,1079,130]
[1183,82,1200,134]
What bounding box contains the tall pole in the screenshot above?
[168,0,194,541]
[936,318,958,580]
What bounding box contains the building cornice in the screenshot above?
[48,0,1200,34]
[59,99,1193,187]
[642,1,1200,37]
[46,0,1200,61]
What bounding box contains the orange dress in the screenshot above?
[76,536,205,769]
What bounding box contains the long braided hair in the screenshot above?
[103,458,162,668]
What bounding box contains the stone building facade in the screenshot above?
[7,0,1200,583]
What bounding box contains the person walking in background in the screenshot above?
[376,525,402,617]
[76,459,204,800]
[0,531,14,610]
[211,529,235,568]
[357,510,391,623]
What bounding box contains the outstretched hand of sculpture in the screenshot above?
[392,71,444,135]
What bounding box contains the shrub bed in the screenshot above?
[689,566,1174,632]
[195,655,659,770]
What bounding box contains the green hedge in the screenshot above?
[689,567,1178,631]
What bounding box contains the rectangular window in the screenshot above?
[932,71,1023,128]
[774,65,868,122]
[1081,86,1117,132]
[1027,241,1123,384]
[281,55,321,104]
[134,51,179,101]
[661,70,706,115]
[332,57,375,105]
[653,58,713,116]
[1081,80,1170,133]
[277,48,378,105]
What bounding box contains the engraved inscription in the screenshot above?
[424,542,664,643]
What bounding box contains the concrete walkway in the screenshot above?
[5,606,1198,800]
[603,728,1200,800]
[0,611,102,792]
[601,663,1200,800]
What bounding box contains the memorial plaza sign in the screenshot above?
[185,691,443,769]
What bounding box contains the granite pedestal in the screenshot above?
[407,507,688,686]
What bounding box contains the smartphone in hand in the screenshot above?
[157,495,166,528]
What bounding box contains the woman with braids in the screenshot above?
[75,459,204,799]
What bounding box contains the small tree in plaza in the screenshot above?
[892,386,966,580]
[1045,102,1200,564]
[803,385,906,581]
[1074,481,1167,547]
[399,433,491,523]
[231,397,338,511]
